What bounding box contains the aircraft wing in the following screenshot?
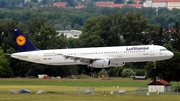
[59,53,108,64]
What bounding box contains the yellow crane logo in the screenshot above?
[16,35,26,46]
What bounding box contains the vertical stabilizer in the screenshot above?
[12,29,39,52]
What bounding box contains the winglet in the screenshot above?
[12,29,39,52]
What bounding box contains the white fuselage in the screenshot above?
[11,45,174,67]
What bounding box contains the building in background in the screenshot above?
[148,79,171,93]
[57,30,82,38]
[167,0,180,10]
[54,2,68,8]
[24,0,42,3]
[94,1,143,8]
[144,0,180,10]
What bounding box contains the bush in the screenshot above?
[174,87,180,92]
[121,68,136,78]
[135,69,146,76]
[78,74,90,78]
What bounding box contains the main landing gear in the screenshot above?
[153,60,157,82]
[153,60,156,69]
[153,60,159,95]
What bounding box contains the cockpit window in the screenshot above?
[160,49,168,51]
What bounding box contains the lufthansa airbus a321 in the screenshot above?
[11,29,174,68]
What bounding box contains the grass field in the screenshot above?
[0,78,179,101]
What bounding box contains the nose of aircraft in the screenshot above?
[168,51,174,58]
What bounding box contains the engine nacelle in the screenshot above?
[90,59,110,68]
[109,61,125,67]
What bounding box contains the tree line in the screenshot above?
[0,6,180,83]
[0,6,180,30]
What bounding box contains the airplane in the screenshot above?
[11,29,174,68]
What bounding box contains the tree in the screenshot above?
[79,13,125,47]
[99,13,123,46]
[62,0,75,7]
[114,0,124,4]
[80,12,154,47]
[0,47,13,77]
[157,25,163,45]
[171,21,180,51]
[0,0,6,8]
[31,0,38,3]
[79,17,105,47]
[25,18,68,49]
[0,20,21,53]
[135,69,146,76]
[121,68,135,78]
[148,25,170,45]
[122,12,150,45]
[41,0,47,5]
[67,37,80,48]
[107,66,124,77]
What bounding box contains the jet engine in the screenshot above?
[89,59,125,68]
[89,59,110,68]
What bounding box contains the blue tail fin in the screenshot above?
[12,29,39,52]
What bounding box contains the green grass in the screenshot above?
[0,93,180,101]
[0,78,179,101]
[0,78,150,87]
